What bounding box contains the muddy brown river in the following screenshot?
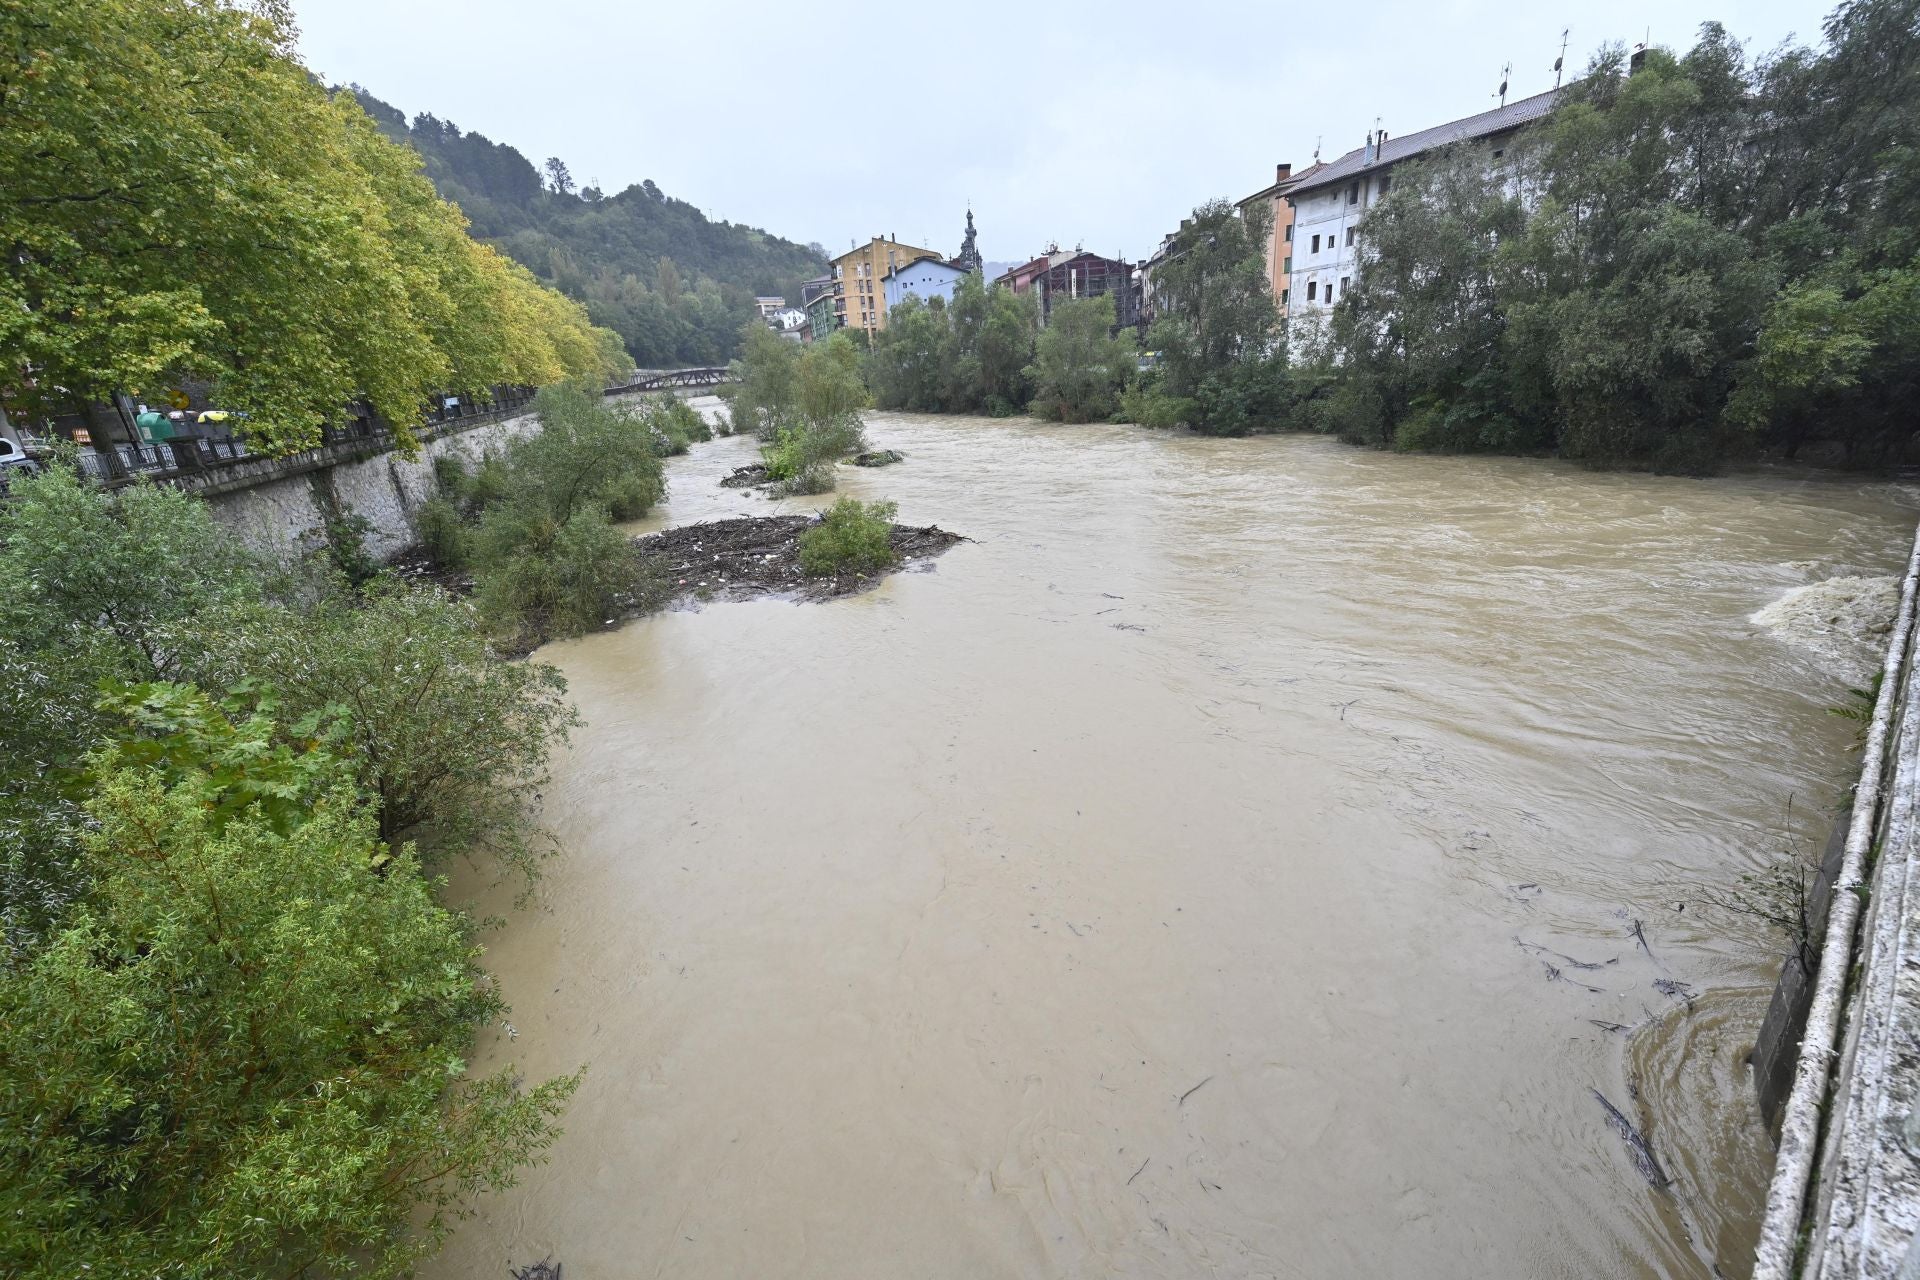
[428,408,1917,1280]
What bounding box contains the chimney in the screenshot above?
[1379,130,1388,147]
[1629,45,1648,74]
[1363,130,1376,165]
[1276,162,1292,182]
[1180,218,1192,230]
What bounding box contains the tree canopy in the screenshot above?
[1,0,629,453]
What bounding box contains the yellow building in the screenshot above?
[830,236,942,335]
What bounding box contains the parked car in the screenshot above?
[0,437,43,492]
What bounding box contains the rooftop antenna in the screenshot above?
[1496,61,1512,106]
[1313,134,1322,163]
[1553,28,1569,88]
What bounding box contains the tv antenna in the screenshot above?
[1496,61,1512,106]
[1553,28,1569,88]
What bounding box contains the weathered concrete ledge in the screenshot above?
[1755,522,1920,1279]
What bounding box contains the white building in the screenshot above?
[882,257,966,311]
[753,296,785,319]
[1285,88,1559,330]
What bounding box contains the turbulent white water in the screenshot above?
[1751,574,1900,684]
[426,415,1917,1280]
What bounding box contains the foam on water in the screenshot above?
[1752,574,1899,683]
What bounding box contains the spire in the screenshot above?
[954,206,983,273]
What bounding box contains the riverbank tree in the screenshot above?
[1304,0,1920,471]
[867,275,1040,415]
[2,0,630,453]
[416,381,667,638]
[1131,199,1290,436]
[727,328,872,493]
[1028,296,1137,423]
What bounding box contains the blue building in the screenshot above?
[882,257,968,312]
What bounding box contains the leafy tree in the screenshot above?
[868,296,950,410]
[543,157,575,196]
[0,696,577,1279]
[738,330,870,494]
[1145,198,1281,428]
[1027,296,1136,423]
[467,381,664,636]
[724,321,804,440]
[183,585,580,882]
[1,0,627,452]
[0,465,258,684]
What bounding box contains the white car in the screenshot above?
[0,437,42,484]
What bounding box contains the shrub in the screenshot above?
[0,465,259,683]
[1118,386,1197,429]
[475,504,636,640]
[0,704,577,1280]
[184,584,579,881]
[799,498,898,577]
[414,494,469,567]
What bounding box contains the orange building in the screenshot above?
[1238,161,1320,316]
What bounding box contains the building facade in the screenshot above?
[883,257,967,311]
[753,296,785,319]
[806,292,838,342]
[1237,161,1318,316]
[995,248,1139,327]
[1285,88,1559,330]
[830,236,942,335]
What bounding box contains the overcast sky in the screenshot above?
[294,0,1835,266]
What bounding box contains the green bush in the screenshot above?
[414,494,469,567]
[475,504,636,639]
[799,498,898,577]
[1118,386,1197,429]
[0,701,577,1280]
[184,584,579,880]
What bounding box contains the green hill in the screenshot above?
[345,88,826,367]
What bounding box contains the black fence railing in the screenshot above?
[4,373,726,498]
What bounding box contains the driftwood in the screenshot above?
[1593,1089,1671,1189]
[511,1259,563,1280]
[1630,918,1660,966]
[1516,938,1619,971]
[1539,959,1606,994]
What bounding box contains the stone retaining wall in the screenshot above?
[201,412,538,563]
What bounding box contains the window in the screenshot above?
[1284,223,1294,243]
[1340,276,1350,296]
[1311,234,1321,252]
[1306,281,1317,301]
[1378,174,1392,196]
[1280,287,1289,307]
[1345,227,1355,247]
[1348,181,1360,204]
[1282,255,1291,273]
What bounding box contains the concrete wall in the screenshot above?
[202,411,538,564]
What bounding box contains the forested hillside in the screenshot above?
[346,90,827,367]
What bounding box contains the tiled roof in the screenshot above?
[1288,87,1561,196]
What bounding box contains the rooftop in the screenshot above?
[1288,87,1561,196]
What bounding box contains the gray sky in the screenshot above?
[295,0,1835,266]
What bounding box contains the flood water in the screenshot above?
[428,407,1917,1280]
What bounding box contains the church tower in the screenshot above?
[954,207,983,273]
